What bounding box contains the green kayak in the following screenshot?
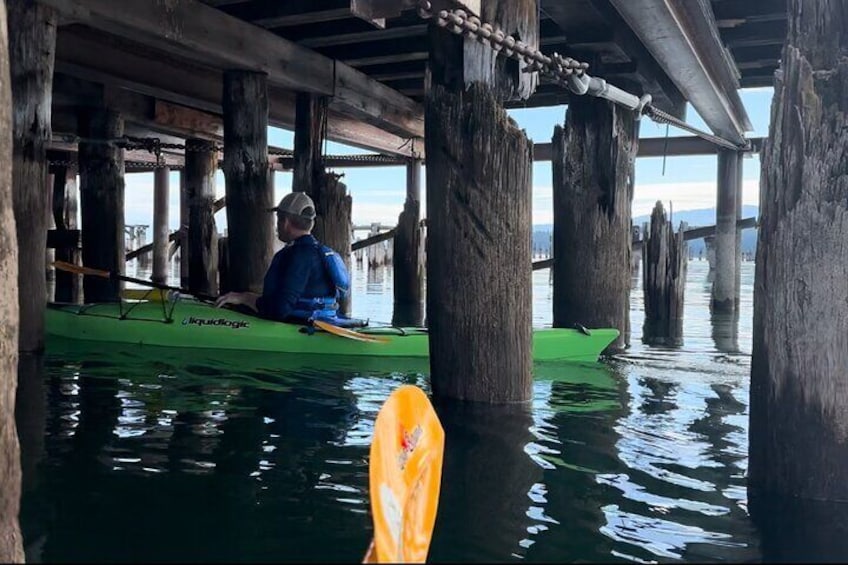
[45,300,619,362]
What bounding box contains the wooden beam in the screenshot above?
[54,27,420,156]
[220,0,367,28]
[41,0,424,140]
[352,228,396,251]
[298,24,427,48]
[542,0,687,118]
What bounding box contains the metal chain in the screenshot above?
[415,0,749,151]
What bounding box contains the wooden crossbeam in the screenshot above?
[54,27,420,157]
[42,0,424,141]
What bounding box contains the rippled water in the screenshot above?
[15,259,802,562]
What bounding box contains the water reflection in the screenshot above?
[429,398,542,562]
[750,495,848,562]
[710,308,741,354]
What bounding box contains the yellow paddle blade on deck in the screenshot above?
[313,320,390,344]
[121,288,170,302]
[364,385,445,563]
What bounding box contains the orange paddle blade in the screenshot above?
[368,385,444,563]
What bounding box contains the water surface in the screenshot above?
[16,260,840,562]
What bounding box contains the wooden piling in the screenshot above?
[641,202,687,345]
[392,159,424,326]
[0,0,23,558]
[294,92,353,315]
[551,95,638,352]
[50,159,81,303]
[749,0,848,504]
[152,166,170,284]
[312,174,353,315]
[713,148,739,312]
[425,82,533,403]
[9,0,56,352]
[78,109,125,302]
[185,139,218,296]
[222,70,272,294]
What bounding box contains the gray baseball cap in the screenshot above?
[270,192,316,220]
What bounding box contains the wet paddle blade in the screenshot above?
[314,320,389,344]
[366,385,445,563]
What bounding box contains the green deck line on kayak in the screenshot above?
[45,300,619,363]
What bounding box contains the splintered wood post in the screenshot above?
[641,202,687,345]
[0,0,24,559]
[426,0,537,403]
[51,159,81,303]
[427,83,533,403]
[749,0,848,504]
[78,108,125,302]
[152,166,170,284]
[185,139,218,296]
[312,174,352,316]
[9,0,56,352]
[294,92,353,315]
[392,158,424,326]
[222,70,272,294]
[551,94,639,352]
[713,148,739,312]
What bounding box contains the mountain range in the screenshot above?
[532,205,759,256]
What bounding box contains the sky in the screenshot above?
[123,87,775,233]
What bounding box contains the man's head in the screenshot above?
[270,192,316,242]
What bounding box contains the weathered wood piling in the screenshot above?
[185,139,218,296]
[293,93,353,315]
[78,108,124,302]
[425,0,537,403]
[222,70,272,294]
[425,87,533,402]
[551,95,638,352]
[0,0,24,559]
[641,202,687,345]
[392,159,424,327]
[9,0,56,352]
[749,0,848,504]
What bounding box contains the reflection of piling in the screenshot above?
[430,399,540,561]
[642,202,687,345]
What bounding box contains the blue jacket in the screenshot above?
[255,234,335,322]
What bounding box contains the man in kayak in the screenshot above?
[214,192,349,323]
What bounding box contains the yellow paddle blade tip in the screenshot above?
[367,385,445,564]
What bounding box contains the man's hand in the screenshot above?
[215,291,259,312]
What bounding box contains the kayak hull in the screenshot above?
[45,300,619,362]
